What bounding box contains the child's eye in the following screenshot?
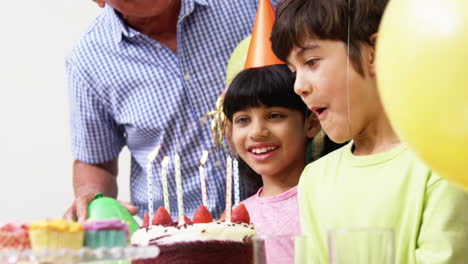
[234,116,249,124]
[268,113,286,120]
[305,59,319,67]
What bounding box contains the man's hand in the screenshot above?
[64,192,97,222]
[64,159,125,221]
[93,0,106,8]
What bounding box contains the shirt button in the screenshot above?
[155,43,162,48]
[214,160,223,168]
[184,73,191,81]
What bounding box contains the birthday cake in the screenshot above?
[131,205,255,264]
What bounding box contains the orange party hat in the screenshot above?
[244,0,284,69]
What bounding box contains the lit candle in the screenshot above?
[199,150,209,208]
[146,145,161,220]
[233,159,240,207]
[225,157,233,222]
[161,156,170,213]
[174,153,184,224]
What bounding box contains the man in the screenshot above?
[64,0,280,221]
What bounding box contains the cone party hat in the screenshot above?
[204,0,283,149]
[244,0,284,69]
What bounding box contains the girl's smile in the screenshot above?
[248,143,279,162]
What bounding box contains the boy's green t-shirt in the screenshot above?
[299,142,468,264]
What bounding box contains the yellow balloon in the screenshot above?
[377,0,468,189]
[225,35,251,86]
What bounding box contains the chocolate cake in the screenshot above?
[131,205,255,264]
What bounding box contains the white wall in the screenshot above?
[0,1,131,222]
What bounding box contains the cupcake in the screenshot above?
[0,223,30,250]
[28,219,84,251]
[84,219,129,249]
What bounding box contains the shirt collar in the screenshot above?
[179,0,209,20]
[105,5,139,43]
[106,0,210,44]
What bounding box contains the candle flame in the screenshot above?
[147,145,161,162]
[199,150,209,166]
[161,156,170,167]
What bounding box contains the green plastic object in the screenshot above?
[87,193,140,235]
[225,35,251,86]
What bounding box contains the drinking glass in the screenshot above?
[253,235,321,264]
[328,228,394,264]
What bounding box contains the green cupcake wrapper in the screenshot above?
[84,230,127,249]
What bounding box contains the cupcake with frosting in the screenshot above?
[28,219,84,251]
[0,223,30,250]
[84,219,129,249]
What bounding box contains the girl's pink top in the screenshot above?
[242,186,301,264]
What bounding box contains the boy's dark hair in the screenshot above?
[271,0,388,75]
[223,64,306,122]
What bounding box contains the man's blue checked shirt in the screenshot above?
[66,0,279,219]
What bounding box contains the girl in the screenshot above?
[223,64,340,263]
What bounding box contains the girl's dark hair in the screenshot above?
[224,64,306,192]
[271,0,388,76]
[223,64,307,122]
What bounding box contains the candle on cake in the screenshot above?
[174,153,185,224]
[199,150,209,208]
[161,156,171,213]
[146,145,161,220]
[233,159,240,207]
[225,156,233,222]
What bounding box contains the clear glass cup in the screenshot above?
[328,228,395,264]
[253,235,321,264]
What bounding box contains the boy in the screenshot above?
[271,0,468,263]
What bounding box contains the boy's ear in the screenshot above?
[305,113,321,139]
[368,33,378,76]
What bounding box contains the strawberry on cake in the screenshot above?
[131,204,255,264]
